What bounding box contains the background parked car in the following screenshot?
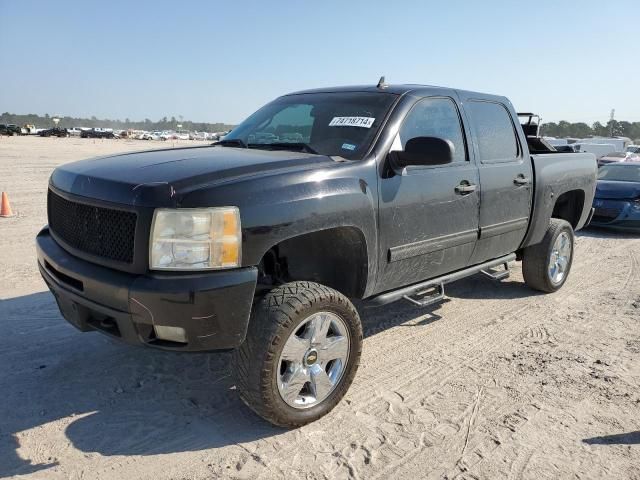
[0,124,23,136]
[553,144,579,153]
[81,128,115,139]
[598,151,640,167]
[579,136,631,152]
[189,131,209,141]
[590,163,640,231]
[573,143,618,159]
[21,124,39,135]
[211,131,229,141]
[140,131,161,140]
[626,145,640,155]
[67,127,83,136]
[38,127,70,138]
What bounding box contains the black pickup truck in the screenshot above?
[38,127,70,138]
[0,124,23,136]
[80,128,116,139]
[37,83,596,427]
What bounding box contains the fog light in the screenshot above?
[154,325,188,343]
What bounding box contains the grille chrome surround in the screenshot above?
[47,189,137,264]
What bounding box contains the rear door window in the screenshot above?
[467,101,520,163]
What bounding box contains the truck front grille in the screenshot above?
[47,189,137,264]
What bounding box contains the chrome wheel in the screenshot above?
[277,311,350,409]
[548,231,572,284]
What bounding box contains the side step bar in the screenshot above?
[481,262,510,281]
[369,253,516,307]
[403,283,445,307]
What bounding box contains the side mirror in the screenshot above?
[391,136,454,169]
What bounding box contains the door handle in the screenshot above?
[455,182,477,195]
[514,175,530,186]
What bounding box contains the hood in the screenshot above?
[595,180,640,200]
[50,145,335,206]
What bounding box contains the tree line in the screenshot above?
[540,119,640,140]
[0,112,235,133]
[3,111,639,140]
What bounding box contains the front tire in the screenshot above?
[522,218,574,293]
[232,281,362,427]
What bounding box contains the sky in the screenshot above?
[1,0,639,125]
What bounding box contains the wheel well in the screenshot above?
[256,227,368,298]
[551,190,585,229]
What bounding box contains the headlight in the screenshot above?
[150,207,241,270]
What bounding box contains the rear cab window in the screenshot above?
[466,101,520,163]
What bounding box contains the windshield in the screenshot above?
[223,92,398,159]
[598,165,640,182]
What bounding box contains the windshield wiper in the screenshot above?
[247,142,319,155]
[212,138,247,148]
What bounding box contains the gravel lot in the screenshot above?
[1,136,639,479]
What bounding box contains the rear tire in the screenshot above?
[522,218,574,293]
[232,281,362,427]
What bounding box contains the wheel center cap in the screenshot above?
[304,349,318,366]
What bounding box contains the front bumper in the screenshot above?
[590,199,640,231]
[36,227,258,351]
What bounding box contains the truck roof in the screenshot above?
[285,84,508,103]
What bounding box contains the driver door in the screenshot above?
[377,96,480,291]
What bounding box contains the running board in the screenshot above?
[369,254,516,307]
[403,283,445,307]
[480,262,510,281]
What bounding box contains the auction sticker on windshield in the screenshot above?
[329,117,375,128]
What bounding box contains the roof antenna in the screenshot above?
[377,76,388,89]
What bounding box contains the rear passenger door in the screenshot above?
[462,97,533,264]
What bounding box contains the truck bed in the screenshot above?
[522,152,597,248]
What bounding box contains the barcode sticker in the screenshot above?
[328,117,375,128]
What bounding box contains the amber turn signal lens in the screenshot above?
[221,240,240,266]
[223,211,239,236]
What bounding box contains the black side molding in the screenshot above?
[480,217,529,239]
[389,229,478,262]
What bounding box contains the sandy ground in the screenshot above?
[1,136,639,480]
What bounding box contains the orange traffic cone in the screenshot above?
[0,192,15,217]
